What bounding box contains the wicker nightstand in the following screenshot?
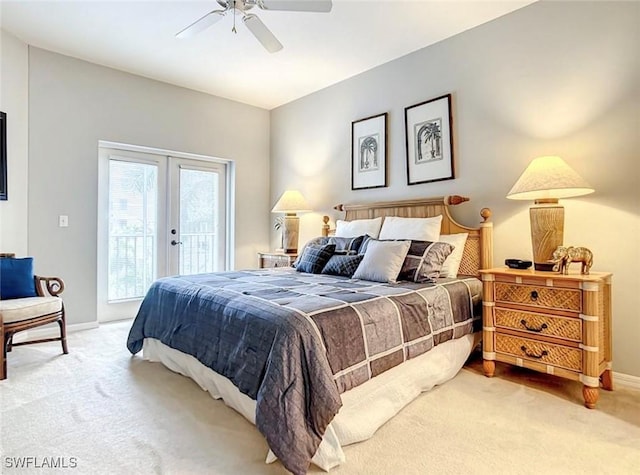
[258,252,297,269]
[479,267,613,409]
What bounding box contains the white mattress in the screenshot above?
[142,332,476,471]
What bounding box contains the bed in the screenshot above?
[127,195,493,474]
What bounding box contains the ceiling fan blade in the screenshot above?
[176,10,226,39]
[243,14,283,53]
[259,0,332,13]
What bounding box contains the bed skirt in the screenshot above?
[142,331,479,471]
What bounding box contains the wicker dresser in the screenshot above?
[258,252,297,269]
[479,267,613,408]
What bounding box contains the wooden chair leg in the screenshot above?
[1,330,7,381]
[59,309,68,355]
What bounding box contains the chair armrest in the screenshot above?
[34,276,65,297]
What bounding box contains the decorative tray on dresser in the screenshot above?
[479,267,613,408]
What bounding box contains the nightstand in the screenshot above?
[258,252,297,269]
[479,267,613,409]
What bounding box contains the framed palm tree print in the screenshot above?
[352,112,387,190]
[404,94,454,185]
[0,111,6,201]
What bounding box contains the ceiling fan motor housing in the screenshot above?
[218,0,254,13]
[178,0,333,53]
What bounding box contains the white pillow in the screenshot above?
[352,239,411,283]
[439,233,469,278]
[378,215,442,242]
[335,217,383,239]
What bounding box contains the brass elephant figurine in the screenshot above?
[552,246,593,275]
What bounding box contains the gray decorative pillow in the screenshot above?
[327,235,366,254]
[357,235,374,255]
[321,254,364,277]
[352,239,411,283]
[295,244,336,274]
[397,240,454,282]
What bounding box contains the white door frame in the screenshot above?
[97,141,234,322]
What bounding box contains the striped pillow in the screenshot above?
[397,240,454,282]
[327,235,366,254]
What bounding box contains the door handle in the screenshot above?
[171,240,183,246]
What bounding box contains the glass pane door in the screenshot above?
[108,159,158,301]
[179,168,218,275]
[169,158,227,276]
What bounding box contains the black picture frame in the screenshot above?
[0,111,6,201]
[351,112,388,190]
[404,94,455,186]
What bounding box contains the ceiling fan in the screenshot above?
[176,0,333,53]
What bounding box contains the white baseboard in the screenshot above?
[11,321,99,343]
[98,314,135,323]
[613,371,640,391]
[10,322,640,391]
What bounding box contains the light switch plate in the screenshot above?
[59,215,69,227]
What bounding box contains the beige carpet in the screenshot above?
[1,321,639,475]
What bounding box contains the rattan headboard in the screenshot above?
[322,195,493,276]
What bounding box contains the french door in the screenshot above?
[98,146,228,321]
[168,158,227,276]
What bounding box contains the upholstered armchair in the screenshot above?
[0,255,68,380]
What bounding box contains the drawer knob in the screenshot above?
[520,345,548,359]
[520,319,548,333]
[530,290,539,301]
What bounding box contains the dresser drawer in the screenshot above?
[495,282,581,312]
[495,333,582,372]
[495,308,582,342]
[262,257,289,268]
[259,253,297,269]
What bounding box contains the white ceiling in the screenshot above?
[0,0,533,110]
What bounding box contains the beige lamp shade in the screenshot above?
[271,190,311,254]
[507,156,594,201]
[271,190,311,214]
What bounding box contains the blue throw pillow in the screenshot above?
[0,257,38,300]
[321,254,364,278]
[296,244,336,274]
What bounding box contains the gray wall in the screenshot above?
[0,30,29,255]
[28,47,270,327]
[271,2,640,376]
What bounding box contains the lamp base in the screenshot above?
[530,200,564,269]
[282,214,300,254]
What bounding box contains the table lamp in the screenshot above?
[271,190,311,254]
[507,156,594,271]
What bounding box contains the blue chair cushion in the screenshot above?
[0,257,38,300]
